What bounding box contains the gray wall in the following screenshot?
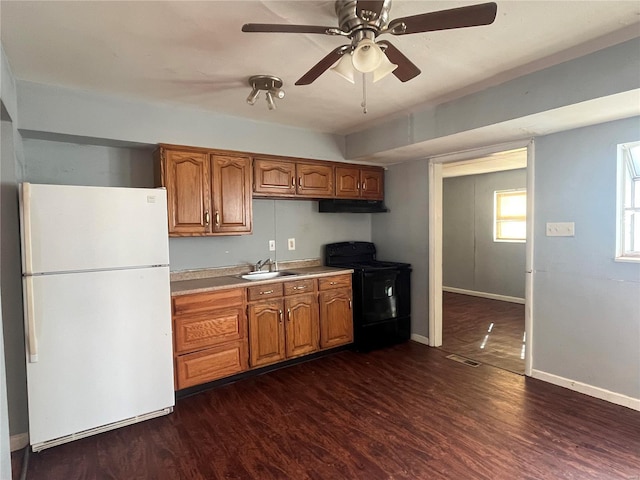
[443,169,526,298]
[533,117,640,399]
[372,159,429,338]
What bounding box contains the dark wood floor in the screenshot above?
[442,292,525,374]
[12,342,640,480]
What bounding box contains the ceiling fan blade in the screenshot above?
[242,23,334,35]
[356,1,386,21]
[377,41,421,82]
[295,46,350,86]
[388,2,497,35]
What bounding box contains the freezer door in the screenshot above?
[25,267,174,446]
[20,183,169,274]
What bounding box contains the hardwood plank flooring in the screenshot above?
[442,292,525,374]
[15,342,640,480]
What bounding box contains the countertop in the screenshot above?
[170,265,353,296]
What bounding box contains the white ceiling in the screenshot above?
[1,0,639,137]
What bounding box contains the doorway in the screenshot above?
[427,142,534,376]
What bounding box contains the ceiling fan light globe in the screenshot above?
[352,38,383,73]
[331,53,356,84]
[373,54,398,82]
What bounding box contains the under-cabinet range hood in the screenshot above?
[318,199,388,213]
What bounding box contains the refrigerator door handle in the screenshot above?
[20,183,34,275]
[24,276,39,363]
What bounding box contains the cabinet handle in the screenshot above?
[215,211,220,226]
[330,281,337,285]
[293,285,306,290]
[362,182,367,191]
[260,289,274,295]
[204,211,210,226]
[279,309,283,323]
[291,177,295,187]
[357,181,360,191]
[287,308,291,321]
[298,177,302,187]
[349,299,352,309]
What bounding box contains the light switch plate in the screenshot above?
[546,222,575,237]
[288,238,296,250]
[269,240,276,251]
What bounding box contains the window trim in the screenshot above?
[615,141,640,263]
[494,188,527,243]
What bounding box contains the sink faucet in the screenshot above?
[254,258,272,272]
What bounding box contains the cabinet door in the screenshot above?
[164,149,211,235]
[285,294,319,358]
[360,168,384,200]
[248,300,286,368]
[253,158,296,197]
[319,290,354,349]
[335,166,361,199]
[296,163,334,198]
[211,154,252,234]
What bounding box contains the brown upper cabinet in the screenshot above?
[156,145,252,236]
[335,166,384,200]
[253,157,333,199]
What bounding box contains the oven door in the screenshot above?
[361,270,399,325]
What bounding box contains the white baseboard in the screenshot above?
[531,369,640,411]
[410,334,430,346]
[443,286,525,304]
[10,432,28,452]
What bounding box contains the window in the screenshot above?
[616,141,640,261]
[494,189,526,242]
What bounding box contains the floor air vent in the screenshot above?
[446,354,481,367]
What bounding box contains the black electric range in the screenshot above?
[325,241,411,351]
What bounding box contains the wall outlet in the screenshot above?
[546,222,575,237]
[288,238,296,251]
[269,240,276,251]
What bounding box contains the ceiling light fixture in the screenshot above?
[330,32,398,85]
[246,75,285,110]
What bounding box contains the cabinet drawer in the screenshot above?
[247,283,284,301]
[283,278,316,296]
[175,340,248,390]
[173,288,244,316]
[318,274,352,291]
[174,307,246,354]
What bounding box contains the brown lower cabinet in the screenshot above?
[172,274,352,390]
[247,279,319,368]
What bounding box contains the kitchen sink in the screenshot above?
[239,271,297,281]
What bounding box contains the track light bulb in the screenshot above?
[246,87,259,105]
[265,91,276,110]
[271,88,285,99]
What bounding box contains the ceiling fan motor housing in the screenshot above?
[336,0,392,34]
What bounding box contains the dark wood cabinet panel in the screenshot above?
[211,154,252,234]
[248,300,286,368]
[285,294,319,358]
[163,150,211,234]
[335,166,384,200]
[157,145,252,236]
[296,162,334,198]
[253,158,296,197]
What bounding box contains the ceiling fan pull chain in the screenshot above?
[361,73,368,114]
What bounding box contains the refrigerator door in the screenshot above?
[25,266,174,446]
[20,183,169,274]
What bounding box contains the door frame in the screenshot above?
[427,139,535,376]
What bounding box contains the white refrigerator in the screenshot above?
[19,183,175,452]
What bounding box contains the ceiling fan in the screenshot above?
[242,0,498,86]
